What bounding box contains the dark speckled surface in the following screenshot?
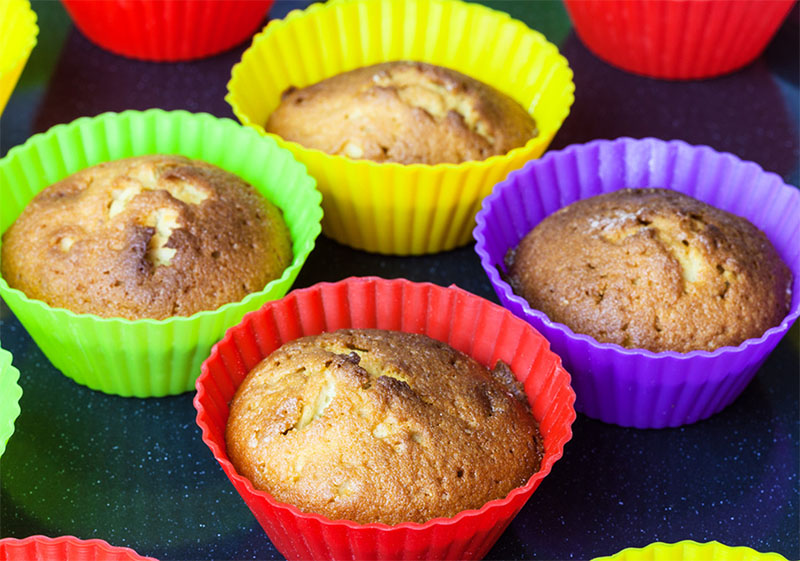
[0,2,798,560]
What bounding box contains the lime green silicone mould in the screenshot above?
[0,109,322,397]
[0,345,22,455]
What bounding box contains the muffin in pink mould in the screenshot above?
[60,0,274,62]
[0,535,156,561]
[194,276,576,561]
[474,137,799,428]
[563,0,795,80]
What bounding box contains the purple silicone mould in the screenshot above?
[473,137,800,428]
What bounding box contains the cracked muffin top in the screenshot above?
[225,328,543,525]
[1,155,292,320]
[505,188,792,353]
[265,61,538,165]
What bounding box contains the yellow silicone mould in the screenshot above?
[592,541,789,561]
[227,0,574,254]
[0,0,38,115]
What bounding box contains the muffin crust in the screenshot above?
[266,61,537,165]
[226,328,543,525]
[1,155,292,320]
[506,188,792,353]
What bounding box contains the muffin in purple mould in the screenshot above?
[473,137,800,429]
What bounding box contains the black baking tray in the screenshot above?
[1,2,798,560]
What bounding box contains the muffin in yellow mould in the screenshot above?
[0,0,38,115]
[592,541,789,561]
[226,0,574,255]
[0,109,322,397]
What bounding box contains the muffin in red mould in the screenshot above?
[60,0,274,62]
[0,536,156,561]
[194,276,576,561]
[564,0,795,80]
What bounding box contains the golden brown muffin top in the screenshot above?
[1,155,292,320]
[265,61,537,165]
[506,188,792,353]
[226,328,543,525]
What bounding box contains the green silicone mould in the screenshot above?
[0,345,22,456]
[0,109,322,397]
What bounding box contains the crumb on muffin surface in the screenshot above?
[265,61,537,165]
[505,188,792,353]
[225,328,543,525]
[1,155,293,320]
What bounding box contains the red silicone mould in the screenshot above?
[194,276,576,560]
[61,0,274,62]
[0,535,156,561]
[564,0,794,79]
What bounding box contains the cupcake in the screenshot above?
[2,155,293,320]
[0,0,38,115]
[591,540,789,561]
[0,535,156,561]
[60,0,274,62]
[227,0,574,255]
[474,137,800,428]
[563,0,795,80]
[504,188,792,353]
[0,109,322,397]
[0,345,22,456]
[225,328,545,526]
[265,60,538,165]
[194,276,576,560]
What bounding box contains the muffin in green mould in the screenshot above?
[0,345,22,456]
[0,110,322,397]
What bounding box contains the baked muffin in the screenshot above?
[1,154,292,320]
[505,188,792,353]
[265,61,538,165]
[225,328,544,525]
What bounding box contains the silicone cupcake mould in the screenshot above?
[564,0,795,80]
[592,540,789,561]
[0,535,157,561]
[0,0,38,115]
[0,109,322,397]
[227,0,574,255]
[61,0,274,62]
[195,276,576,560]
[0,345,22,456]
[474,137,800,428]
